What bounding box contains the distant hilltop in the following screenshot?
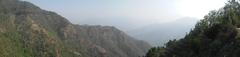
[0,0,151,57]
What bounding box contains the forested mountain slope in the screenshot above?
[146,0,240,57]
[0,0,151,57]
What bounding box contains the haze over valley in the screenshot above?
[24,0,226,46]
[2,0,240,57]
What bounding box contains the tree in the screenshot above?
[145,0,240,57]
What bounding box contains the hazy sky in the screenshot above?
[23,0,227,31]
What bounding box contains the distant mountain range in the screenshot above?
[0,0,151,57]
[128,17,199,46]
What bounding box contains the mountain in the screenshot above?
[128,17,198,46]
[0,0,151,57]
[145,0,240,57]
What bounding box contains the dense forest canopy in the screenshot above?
[146,0,240,57]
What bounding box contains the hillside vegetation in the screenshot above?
[0,0,151,57]
[146,0,240,57]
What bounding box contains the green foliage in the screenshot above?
[146,47,165,57]
[0,31,31,57]
[0,0,151,57]
[146,0,240,57]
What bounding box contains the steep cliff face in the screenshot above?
[0,0,151,57]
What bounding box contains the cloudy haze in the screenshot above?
[21,0,228,45]
[23,0,226,31]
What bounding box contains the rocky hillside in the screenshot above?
[0,0,151,57]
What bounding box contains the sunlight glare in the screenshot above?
[176,0,226,19]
